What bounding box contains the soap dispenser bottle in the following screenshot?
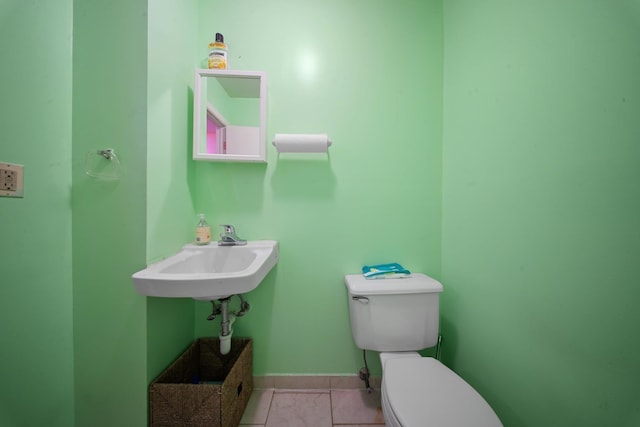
[195,214,211,245]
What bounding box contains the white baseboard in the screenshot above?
[253,374,382,390]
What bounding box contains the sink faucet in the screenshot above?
[218,224,247,246]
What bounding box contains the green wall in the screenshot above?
[442,1,640,426]
[145,0,200,381]
[1,1,202,425]
[192,0,444,376]
[0,1,75,426]
[72,0,148,425]
[4,1,638,426]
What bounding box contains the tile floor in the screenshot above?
[240,378,386,427]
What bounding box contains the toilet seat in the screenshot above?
[382,358,502,427]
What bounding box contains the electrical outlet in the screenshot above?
[0,163,24,198]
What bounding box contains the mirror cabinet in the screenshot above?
[193,69,267,162]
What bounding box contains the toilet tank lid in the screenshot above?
[344,273,443,295]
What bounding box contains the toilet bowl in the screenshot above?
[381,352,502,427]
[345,273,502,427]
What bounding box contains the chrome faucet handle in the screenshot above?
[220,224,236,234]
[218,224,247,246]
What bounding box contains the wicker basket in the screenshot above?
[149,338,253,427]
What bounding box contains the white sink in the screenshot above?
[132,240,278,300]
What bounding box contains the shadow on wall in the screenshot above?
[186,87,197,212]
[196,161,268,215]
[438,303,524,426]
[270,157,337,201]
[437,316,458,365]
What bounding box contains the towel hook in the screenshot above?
[97,149,115,160]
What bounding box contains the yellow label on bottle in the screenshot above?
[208,55,227,69]
[196,226,211,243]
[208,43,227,69]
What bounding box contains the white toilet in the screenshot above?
[345,273,503,427]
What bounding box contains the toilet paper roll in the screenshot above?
[272,133,332,153]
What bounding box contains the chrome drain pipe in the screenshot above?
[234,294,251,317]
[209,295,251,355]
[219,297,234,355]
[220,298,231,336]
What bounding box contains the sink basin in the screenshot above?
[132,240,278,300]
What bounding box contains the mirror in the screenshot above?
[193,69,267,162]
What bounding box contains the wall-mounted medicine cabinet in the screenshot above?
[193,69,267,162]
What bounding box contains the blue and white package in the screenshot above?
[362,263,411,279]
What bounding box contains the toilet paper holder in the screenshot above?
[272,133,332,154]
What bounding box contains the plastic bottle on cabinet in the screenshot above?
[195,214,211,245]
[208,33,228,69]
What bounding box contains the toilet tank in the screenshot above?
[345,273,443,352]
